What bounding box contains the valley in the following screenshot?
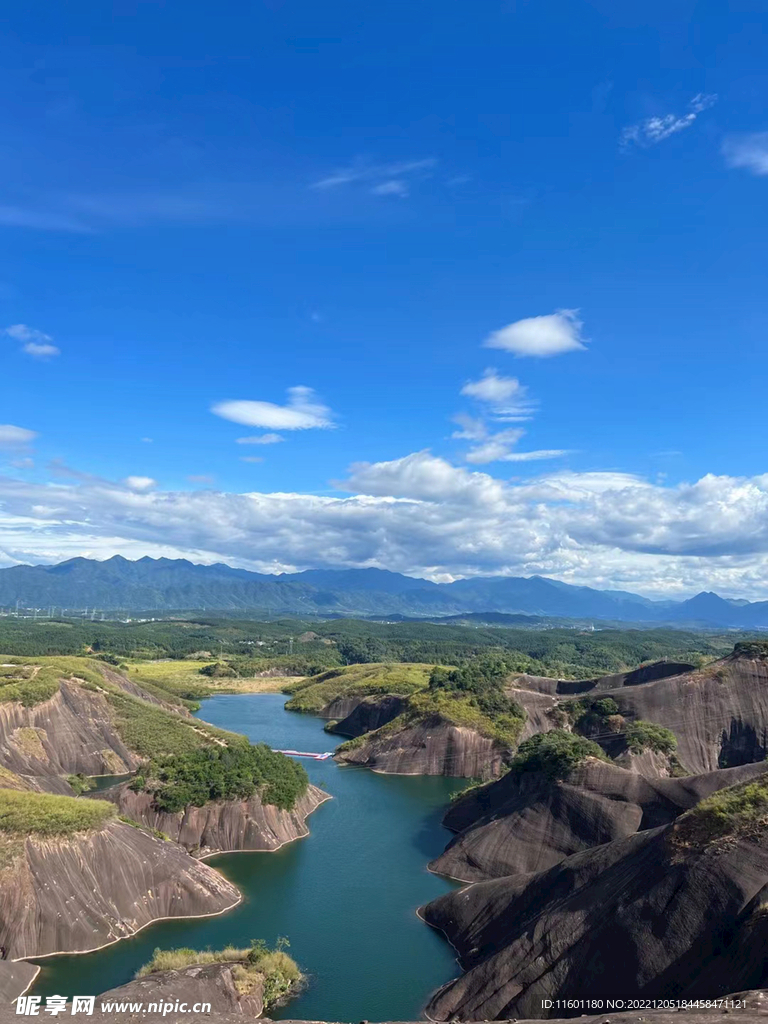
[3,612,768,1020]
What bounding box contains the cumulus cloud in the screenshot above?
[3,324,60,359]
[484,310,586,358]
[461,370,537,420]
[236,433,285,445]
[5,455,768,596]
[0,425,37,448]
[212,387,335,431]
[722,133,768,176]
[621,93,717,148]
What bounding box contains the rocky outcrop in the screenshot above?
[431,758,768,882]
[327,694,409,738]
[513,660,697,697]
[0,681,141,787]
[0,820,240,958]
[598,653,768,774]
[336,717,507,778]
[508,687,559,741]
[0,962,38,1004]
[320,696,366,720]
[423,815,768,1020]
[102,783,330,857]
[99,963,265,1016]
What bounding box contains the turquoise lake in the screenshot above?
[32,693,465,1021]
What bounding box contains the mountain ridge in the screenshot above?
[0,555,766,627]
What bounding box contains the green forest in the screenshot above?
[0,614,745,680]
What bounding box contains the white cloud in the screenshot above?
[621,93,717,148]
[461,369,537,420]
[5,455,768,597]
[484,310,586,358]
[503,448,570,462]
[464,429,525,464]
[722,133,768,176]
[236,433,285,445]
[188,475,214,484]
[451,414,488,442]
[124,476,156,490]
[0,425,37,448]
[240,456,264,463]
[212,387,335,431]
[370,180,409,197]
[3,324,60,359]
[311,159,437,196]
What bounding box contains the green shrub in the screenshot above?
[67,773,95,796]
[511,730,609,780]
[144,743,309,813]
[136,940,300,1011]
[199,662,237,678]
[625,720,677,755]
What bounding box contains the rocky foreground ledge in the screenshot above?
[1,996,768,1024]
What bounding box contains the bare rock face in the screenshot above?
[603,654,768,774]
[103,783,330,857]
[0,961,38,1004]
[0,681,141,785]
[327,694,409,738]
[508,687,559,741]
[513,660,697,697]
[423,822,768,1021]
[336,717,507,778]
[320,696,366,720]
[99,963,265,1016]
[0,820,240,958]
[431,758,768,882]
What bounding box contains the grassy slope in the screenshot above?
[0,788,115,836]
[0,656,309,811]
[672,772,768,848]
[338,688,524,753]
[125,660,295,702]
[284,662,432,713]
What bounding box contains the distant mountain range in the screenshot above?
[0,555,766,628]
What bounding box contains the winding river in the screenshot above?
[32,693,464,1021]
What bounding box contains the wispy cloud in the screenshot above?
[484,310,586,358]
[311,158,437,197]
[722,132,768,176]
[0,425,37,449]
[188,475,214,484]
[236,433,285,445]
[212,386,335,431]
[463,425,568,465]
[3,324,60,359]
[621,93,717,148]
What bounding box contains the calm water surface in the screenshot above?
[32,694,464,1021]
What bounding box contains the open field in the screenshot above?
[125,659,300,698]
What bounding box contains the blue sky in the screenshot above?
[2,0,768,597]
